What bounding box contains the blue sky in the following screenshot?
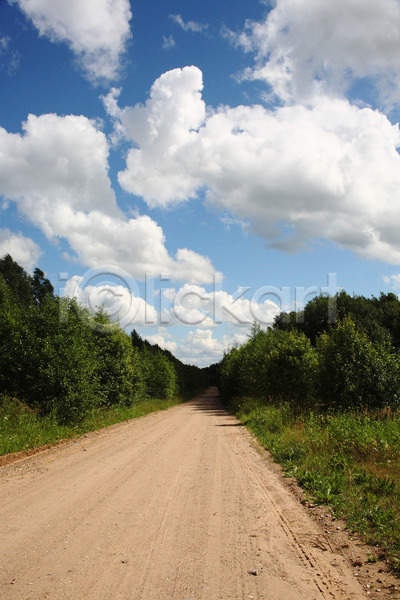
[1,0,400,366]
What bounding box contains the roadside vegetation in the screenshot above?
[218,300,400,571]
[0,395,182,456]
[0,254,213,455]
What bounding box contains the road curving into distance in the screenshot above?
[0,388,368,600]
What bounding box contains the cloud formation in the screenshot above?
[118,66,205,207]
[162,35,176,50]
[9,0,132,83]
[169,14,208,34]
[115,66,400,264]
[231,0,400,109]
[146,327,248,367]
[0,112,221,283]
[0,35,20,74]
[161,283,280,327]
[62,276,280,333]
[0,228,42,272]
[64,273,158,328]
[383,274,400,290]
[0,113,118,220]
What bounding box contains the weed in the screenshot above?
[231,397,400,572]
[0,395,183,456]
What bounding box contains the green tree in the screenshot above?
[0,275,23,394]
[93,311,145,406]
[32,268,54,304]
[275,291,394,347]
[141,349,178,399]
[316,317,400,410]
[0,254,33,306]
[218,327,316,406]
[261,329,317,406]
[373,292,400,349]
[16,298,100,422]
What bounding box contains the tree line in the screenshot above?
[0,254,212,423]
[218,291,400,412]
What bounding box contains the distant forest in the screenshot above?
[218,290,400,411]
[0,254,213,424]
[3,251,400,422]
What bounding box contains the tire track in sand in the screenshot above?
[0,388,369,600]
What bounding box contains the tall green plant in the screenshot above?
[261,329,317,406]
[316,317,400,410]
[15,298,100,422]
[141,348,178,399]
[219,327,317,406]
[93,310,145,406]
[0,275,23,394]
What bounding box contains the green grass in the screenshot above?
[228,397,400,571]
[0,395,183,457]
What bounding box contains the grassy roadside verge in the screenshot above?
[227,397,400,572]
[0,394,186,457]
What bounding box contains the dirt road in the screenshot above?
[0,388,369,600]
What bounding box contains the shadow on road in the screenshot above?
[216,423,245,427]
[188,388,244,427]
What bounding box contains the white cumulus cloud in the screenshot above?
[161,283,280,327]
[232,0,400,108]
[0,112,221,284]
[151,328,248,367]
[118,66,206,207]
[144,327,178,354]
[64,273,158,328]
[9,0,132,83]
[115,66,400,265]
[0,228,42,272]
[0,113,118,222]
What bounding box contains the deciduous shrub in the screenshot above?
[315,317,400,410]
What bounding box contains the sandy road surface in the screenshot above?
[0,388,368,600]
